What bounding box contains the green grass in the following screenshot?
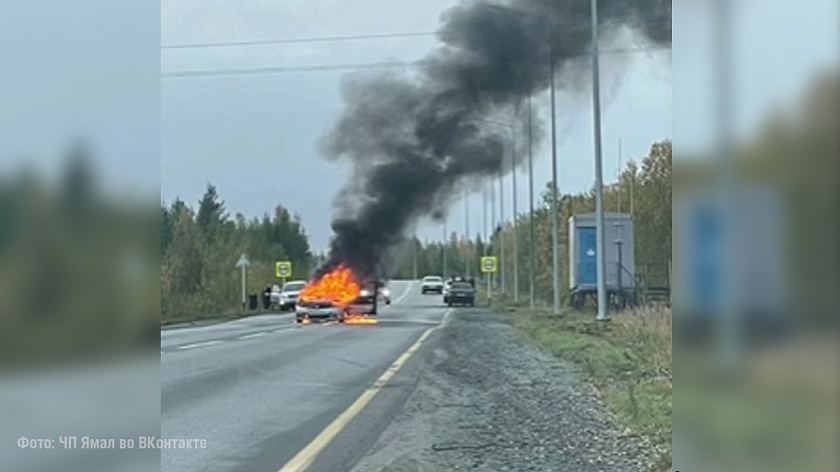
[510,304,672,472]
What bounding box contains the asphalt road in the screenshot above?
[161,279,451,472]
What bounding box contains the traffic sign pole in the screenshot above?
[236,254,251,310]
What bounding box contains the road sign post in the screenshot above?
[236,254,251,310]
[481,256,498,303]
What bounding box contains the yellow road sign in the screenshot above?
[480,256,498,274]
[275,261,293,278]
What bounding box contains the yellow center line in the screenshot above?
[277,308,452,472]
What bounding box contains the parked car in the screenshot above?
[421,275,444,294]
[444,281,475,307]
[277,280,307,311]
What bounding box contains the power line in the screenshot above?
[161,60,426,78]
[161,31,437,50]
[161,16,671,50]
[161,46,669,79]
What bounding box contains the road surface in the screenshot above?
[161,280,449,472]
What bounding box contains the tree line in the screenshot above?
[161,184,314,321]
[392,140,672,306]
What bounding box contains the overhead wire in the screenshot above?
[161,45,670,79]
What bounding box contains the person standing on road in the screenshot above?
[262,285,272,310]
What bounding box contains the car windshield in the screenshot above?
[283,282,306,292]
[452,282,472,290]
[424,277,441,282]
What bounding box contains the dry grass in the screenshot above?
[612,305,672,382]
[513,304,673,472]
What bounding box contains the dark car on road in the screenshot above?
[444,281,475,307]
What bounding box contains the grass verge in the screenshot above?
[508,302,672,472]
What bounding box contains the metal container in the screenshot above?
[568,213,636,293]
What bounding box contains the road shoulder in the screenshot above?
[349,310,644,472]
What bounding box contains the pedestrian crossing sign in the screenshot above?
[480,256,498,274]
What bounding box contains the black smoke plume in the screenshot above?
[316,0,671,280]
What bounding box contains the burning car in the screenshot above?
[295,298,343,324]
[344,279,384,318]
[294,265,380,325]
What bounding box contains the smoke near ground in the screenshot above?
[318,0,672,280]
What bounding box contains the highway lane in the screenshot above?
[161,279,450,472]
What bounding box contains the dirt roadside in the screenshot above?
[351,310,644,472]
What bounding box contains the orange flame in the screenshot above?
[298,265,361,307]
[344,316,378,325]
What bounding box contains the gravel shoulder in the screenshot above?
[350,310,642,472]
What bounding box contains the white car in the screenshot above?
[278,280,307,311]
[421,276,444,294]
[295,299,342,323]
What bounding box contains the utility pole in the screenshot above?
[443,221,448,278]
[528,95,535,309]
[549,29,560,315]
[512,114,519,303]
[714,0,739,371]
[483,183,488,256]
[590,0,609,321]
[464,188,470,277]
[499,161,506,296]
[479,0,557,312]
[618,138,623,213]
[490,176,497,289]
[412,230,418,279]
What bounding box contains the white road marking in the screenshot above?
[238,332,266,340]
[277,308,453,472]
[392,281,415,305]
[176,340,222,350]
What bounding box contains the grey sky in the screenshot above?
[1,0,159,198]
[161,0,835,253]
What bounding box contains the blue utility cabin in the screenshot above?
[568,213,636,305]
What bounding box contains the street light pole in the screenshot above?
[549,33,561,315]
[499,158,505,296]
[528,95,535,309]
[490,173,496,289]
[479,0,557,312]
[443,221,448,278]
[512,117,519,303]
[714,0,739,370]
[412,229,418,280]
[483,183,488,256]
[590,0,608,321]
[464,187,470,277]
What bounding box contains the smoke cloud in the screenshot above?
[318,0,671,280]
